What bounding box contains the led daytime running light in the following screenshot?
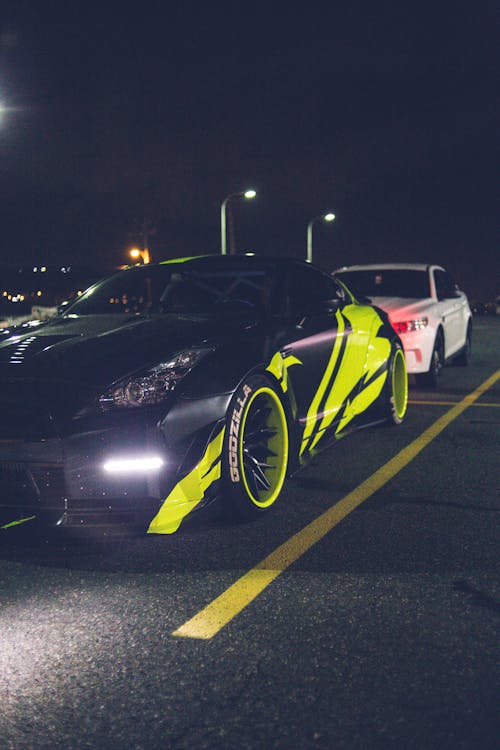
[103,456,164,472]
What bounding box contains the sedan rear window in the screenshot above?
[336,269,430,299]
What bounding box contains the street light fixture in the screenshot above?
[306,212,336,264]
[220,189,257,255]
[129,246,151,264]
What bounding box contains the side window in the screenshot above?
[434,270,457,300]
[287,264,344,317]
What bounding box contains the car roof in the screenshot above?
[334,263,443,273]
[155,254,328,273]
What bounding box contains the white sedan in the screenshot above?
[333,263,472,387]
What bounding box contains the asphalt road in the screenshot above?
[1,317,499,750]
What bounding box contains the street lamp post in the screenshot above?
[220,189,256,255]
[306,212,336,264]
[129,218,154,264]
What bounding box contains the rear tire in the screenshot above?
[416,330,444,388]
[222,374,289,521]
[385,344,408,425]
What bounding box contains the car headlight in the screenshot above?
[99,347,212,410]
[392,317,428,334]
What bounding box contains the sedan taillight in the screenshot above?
[392,317,428,334]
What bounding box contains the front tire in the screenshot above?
[222,374,289,520]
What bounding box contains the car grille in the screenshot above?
[0,462,27,480]
[0,461,39,503]
[0,403,58,441]
[0,462,65,507]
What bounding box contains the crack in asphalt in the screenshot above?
[167,660,263,750]
[453,579,500,614]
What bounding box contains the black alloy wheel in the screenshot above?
[223,374,289,520]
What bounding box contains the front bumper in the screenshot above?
[0,392,232,532]
[0,428,169,529]
[398,327,436,374]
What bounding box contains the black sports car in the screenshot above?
[0,254,408,534]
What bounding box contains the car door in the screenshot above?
[433,269,466,356]
[273,263,371,457]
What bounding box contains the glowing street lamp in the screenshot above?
[130,246,151,264]
[306,212,336,264]
[220,189,257,255]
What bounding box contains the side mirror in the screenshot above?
[294,298,340,327]
[306,298,340,316]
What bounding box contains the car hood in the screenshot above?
[367,297,433,320]
[0,312,257,388]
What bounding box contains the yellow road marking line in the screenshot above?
[173,368,500,640]
[409,400,499,407]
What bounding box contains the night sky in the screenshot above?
[0,2,497,299]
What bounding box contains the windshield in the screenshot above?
[336,269,430,299]
[64,261,277,316]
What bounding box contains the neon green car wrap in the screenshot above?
[330,316,390,438]
[147,427,225,534]
[159,255,207,265]
[266,351,303,393]
[300,306,390,455]
[300,309,346,453]
[0,515,37,530]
